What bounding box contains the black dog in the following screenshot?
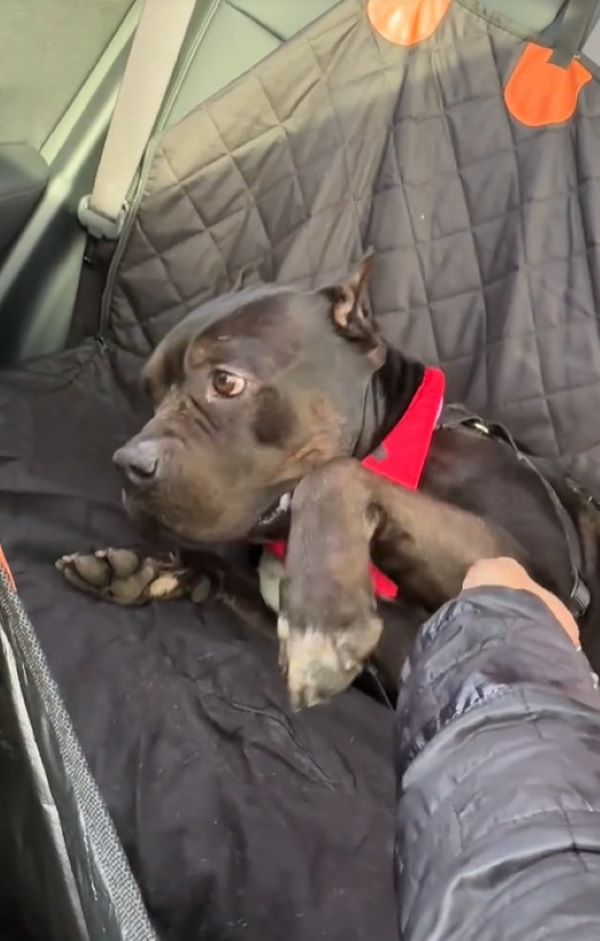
[57,259,600,708]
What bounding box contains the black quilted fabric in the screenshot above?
[110,0,600,492]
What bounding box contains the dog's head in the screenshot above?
[114,258,384,544]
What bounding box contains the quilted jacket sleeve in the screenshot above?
[395,587,600,941]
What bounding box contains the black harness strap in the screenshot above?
[360,663,395,710]
[439,406,591,619]
[363,405,594,709]
[550,0,600,68]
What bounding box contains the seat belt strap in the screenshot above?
[550,0,600,67]
[78,0,195,239]
[582,4,600,61]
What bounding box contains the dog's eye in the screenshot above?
[211,370,246,398]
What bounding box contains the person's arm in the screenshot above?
[395,559,600,941]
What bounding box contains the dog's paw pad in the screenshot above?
[147,572,183,599]
[57,553,111,588]
[56,549,186,606]
[95,548,142,579]
[106,560,160,604]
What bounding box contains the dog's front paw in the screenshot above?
[277,598,383,709]
[56,548,194,606]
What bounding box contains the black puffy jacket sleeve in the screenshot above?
[395,587,600,941]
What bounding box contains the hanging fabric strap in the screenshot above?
[550,0,600,67]
[78,0,196,239]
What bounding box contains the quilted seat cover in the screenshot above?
[109,0,600,490]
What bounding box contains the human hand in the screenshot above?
[462,557,580,648]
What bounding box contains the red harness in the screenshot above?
[267,366,446,600]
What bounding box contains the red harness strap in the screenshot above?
[267,366,445,600]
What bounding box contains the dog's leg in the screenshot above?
[196,555,278,641]
[280,458,526,708]
[56,547,278,637]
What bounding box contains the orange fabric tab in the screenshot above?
[367,0,452,46]
[0,545,15,592]
[504,43,592,128]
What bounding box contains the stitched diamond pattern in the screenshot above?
[109,0,600,491]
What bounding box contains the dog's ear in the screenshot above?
[325,254,374,335]
[324,254,382,361]
[330,255,372,329]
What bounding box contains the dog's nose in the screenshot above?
[113,441,161,485]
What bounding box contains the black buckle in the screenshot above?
[566,476,600,513]
[469,419,491,436]
[569,571,591,618]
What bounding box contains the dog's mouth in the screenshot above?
[122,487,293,544]
[249,491,293,539]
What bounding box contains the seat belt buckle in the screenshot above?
[77,195,127,240]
